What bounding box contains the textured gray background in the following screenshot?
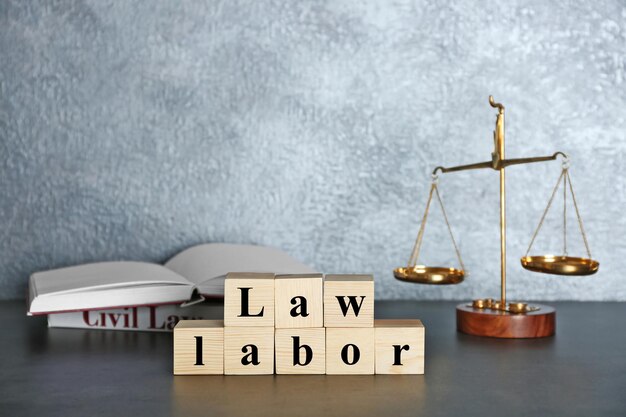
[1,0,624,301]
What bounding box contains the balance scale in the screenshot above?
[394,96,599,338]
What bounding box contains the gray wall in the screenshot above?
[1,0,624,301]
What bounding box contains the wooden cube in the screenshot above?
[173,320,224,375]
[326,328,374,374]
[224,272,275,327]
[224,327,274,375]
[275,274,323,328]
[275,328,326,374]
[375,319,425,374]
[324,274,374,328]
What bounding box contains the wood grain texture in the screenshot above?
[456,304,556,338]
[173,320,224,375]
[224,272,275,327]
[275,328,326,374]
[275,274,323,328]
[324,275,374,328]
[326,327,374,375]
[224,327,275,375]
[374,319,424,374]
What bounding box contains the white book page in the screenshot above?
[165,243,316,295]
[30,284,195,315]
[31,261,193,297]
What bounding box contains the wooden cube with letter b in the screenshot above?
[173,320,224,375]
[224,272,275,327]
[275,328,325,374]
[324,274,374,328]
[375,319,425,374]
[275,273,323,328]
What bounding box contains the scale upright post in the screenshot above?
[494,98,507,308]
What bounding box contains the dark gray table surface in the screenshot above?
[1,300,625,417]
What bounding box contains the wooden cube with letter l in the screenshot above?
[324,274,374,328]
[224,272,275,327]
[173,320,224,375]
[375,319,425,374]
[275,273,323,328]
[275,328,326,374]
[224,327,275,375]
[326,328,374,374]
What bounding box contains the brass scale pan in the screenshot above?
[395,177,468,285]
[394,266,464,285]
[517,166,599,277]
[520,255,599,276]
[394,255,598,285]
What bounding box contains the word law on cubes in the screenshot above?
[173,272,425,375]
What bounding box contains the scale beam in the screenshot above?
[500,152,567,168]
[432,161,492,175]
[432,152,567,176]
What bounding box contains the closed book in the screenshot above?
[47,300,224,332]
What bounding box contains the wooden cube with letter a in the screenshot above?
[324,274,374,328]
[224,272,275,327]
[275,273,323,328]
[224,327,274,375]
[173,320,224,375]
[375,319,425,374]
[326,328,374,374]
[275,328,326,374]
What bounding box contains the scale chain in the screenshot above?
[563,173,568,256]
[566,170,592,259]
[408,180,465,272]
[525,168,566,257]
[525,166,592,260]
[408,183,435,267]
[433,185,466,272]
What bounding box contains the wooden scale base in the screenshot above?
[456,304,555,338]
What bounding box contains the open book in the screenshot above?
[28,243,315,315]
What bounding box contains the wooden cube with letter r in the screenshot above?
[224,272,275,327]
[173,320,224,375]
[375,319,425,374]
[324,274,374,328]
[275,273,323,328]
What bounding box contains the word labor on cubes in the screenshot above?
[173,273,424,375]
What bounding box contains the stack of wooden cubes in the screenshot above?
[173,273,424,375]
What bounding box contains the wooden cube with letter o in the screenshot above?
[326,328,375,374]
